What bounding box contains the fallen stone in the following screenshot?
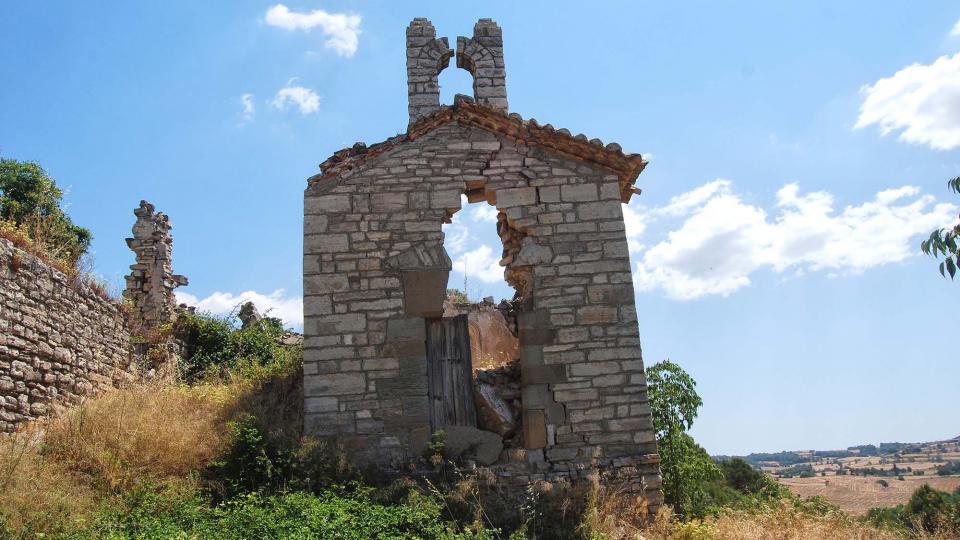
[474,382,516,437]
[442,425,504,465]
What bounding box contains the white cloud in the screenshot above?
[471,204,499,223]
[271,83,320,115]
[444,223,470,256]
[176,289,303,330]
[855,51,960,150]
[240,93,255,124]
[632,180,958,300]
[622,203,647,255]
[451,244,505,284]
[951,18,960,37]
[655,179,731,217]
[265,4,361,57]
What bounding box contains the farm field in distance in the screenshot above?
[724,436,960,515]
[781,475,960,516]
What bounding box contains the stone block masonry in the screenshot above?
[0,238,135,431]
[304,18,661,515]
[1,200,188,432]
[124,200,188,335]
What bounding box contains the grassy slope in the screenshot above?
[0,364,943,539]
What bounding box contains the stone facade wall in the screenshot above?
[0,238,135,431]
[304,17,661,513]
[304,121,662,510]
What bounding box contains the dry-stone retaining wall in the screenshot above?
[0,238,135,431]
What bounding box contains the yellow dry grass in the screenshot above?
[43,383,236,491]
[0,361,304,536]
[535,476,911,540]
[667,504,903,539]
[0,382,244,534]
[0,371,934,540]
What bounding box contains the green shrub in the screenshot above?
[867,484,960,535]
[175,311,295,382]
[719,458,772,495]
[0,158,92,268]
[905,484,959,533]
[937,461,960,476]
[204,415,359,502]
[446,288,469,303]
[205,415,291,499]
[72,484,490,540]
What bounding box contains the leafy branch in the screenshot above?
[920,177,960,279]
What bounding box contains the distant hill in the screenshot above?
[717,436,960,469]
[725,437,960,515]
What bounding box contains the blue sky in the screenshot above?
[2,1,959,456]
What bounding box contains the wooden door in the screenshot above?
[426,315,476,430]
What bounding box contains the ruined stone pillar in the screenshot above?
[456,19,508,114]
[407,18,453,126]
[123,200,188,335]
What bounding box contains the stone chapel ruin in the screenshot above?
[303,18,662,511]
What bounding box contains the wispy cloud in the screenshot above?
[264,4,361,57]
[471,204,499,223]
[442,197,505,285]
[951,18,960,37]
[176,289,303,330]
[450,244,505,284]
[240,93,255,124]
[271,80,320,115]
[631,181,958,300]
[855,51,960,150]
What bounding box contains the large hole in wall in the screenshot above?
[434,195,523,450]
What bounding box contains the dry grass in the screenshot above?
[0,218,117,301]
[527,479,913,540]
[685,504,902,539]
[41,383,237,492]
[0,375,281,535]
[0,431,98,534]
[0,217,73,275]
[0,366,934,540]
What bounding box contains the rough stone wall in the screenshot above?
[406,19,453,126]
[456,19,508,113]
[304,122,661,510]
[0,238,135,431]
[123,200,188,334]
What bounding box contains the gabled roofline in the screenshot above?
[310,95,646,203]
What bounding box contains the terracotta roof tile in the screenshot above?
[310,95,646,202]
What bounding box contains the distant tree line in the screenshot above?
[937,461,960,476]
[722,441,939,468]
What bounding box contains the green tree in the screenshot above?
[921,177,960,279]
[0,158,91,266]
[719,458,771,495]
[904,484,958,533]
[646,359,721,517]
[175,310,292,382]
